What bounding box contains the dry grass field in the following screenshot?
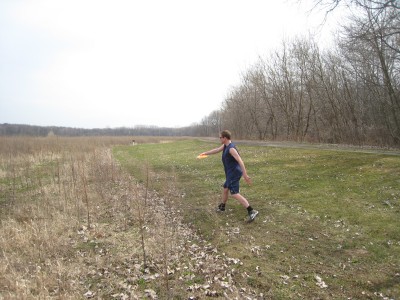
[0,136,133,298]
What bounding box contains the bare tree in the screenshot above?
[240,66,270,140]
[339,2,400,143]
[309,0,399,15]
[221,87,255,139]
[262,38,321,142]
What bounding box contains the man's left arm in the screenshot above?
[230,148,252,185]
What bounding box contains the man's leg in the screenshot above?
[217,187,230,212]
[232,193,258,222]
[231,193,250,208]
[222,187,229,204]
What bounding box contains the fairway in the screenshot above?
[113,139,400,299]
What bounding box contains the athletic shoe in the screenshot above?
[247,210,258,222]
[216,203,225,212]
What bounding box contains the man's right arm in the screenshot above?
[201,145,224,156]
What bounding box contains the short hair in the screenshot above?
[220,130,231,140]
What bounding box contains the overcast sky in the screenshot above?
[0,0,343,129]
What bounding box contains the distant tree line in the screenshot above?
[0,123,203,137]
[198,0,400,147]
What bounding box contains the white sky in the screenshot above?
[0,0,344,129]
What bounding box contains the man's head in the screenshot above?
[220,130,232,140]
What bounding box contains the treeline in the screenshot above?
[198,1,400,147]
[0,123,203,137]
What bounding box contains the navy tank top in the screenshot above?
[222,143,242,177]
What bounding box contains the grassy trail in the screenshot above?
[114,139,400,299]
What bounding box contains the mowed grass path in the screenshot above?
[113,139,400,299]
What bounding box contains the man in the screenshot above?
[199,130,258,222]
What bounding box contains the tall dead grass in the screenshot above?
[0,137,124,298]
[0,137,148,298]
